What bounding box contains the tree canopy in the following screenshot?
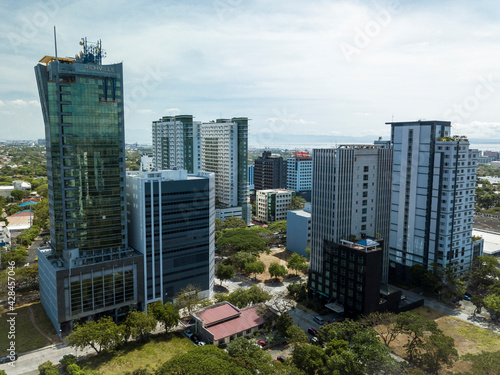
[66,316,124,354]
[216,228,268,256]
[148,300,179,333]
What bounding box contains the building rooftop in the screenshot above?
[472,229,500,255]
[340,239,381,252]
[196,302,240,326]
[202,305,265,341]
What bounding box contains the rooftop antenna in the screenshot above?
[53,26,58,61]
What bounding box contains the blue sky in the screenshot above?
[1,0,500,145]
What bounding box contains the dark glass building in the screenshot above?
[254,151,287,191]
[35,38,143,333]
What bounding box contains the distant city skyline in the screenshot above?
[2,0,500,143]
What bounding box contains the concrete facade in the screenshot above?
[286,203,311,257]
[256,189,293,222]
[389,121,478,283]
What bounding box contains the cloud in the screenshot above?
[453,122,500,139]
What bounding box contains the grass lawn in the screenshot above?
[0,302,60,353]
[80,333,194,375]
[388,306,500,374]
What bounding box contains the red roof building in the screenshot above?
[192,302,268,346]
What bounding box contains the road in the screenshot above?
[0,344,93,375]
[27,236,44,264]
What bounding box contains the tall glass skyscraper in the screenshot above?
[35,38,143,333]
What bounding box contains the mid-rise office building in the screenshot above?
[287,152,313,192]
[200,118,249,224]
[256,189,293,222]
[309,145,393,285]
[126,170,215,304]
[254,151,287,191]
[309,239,383,316]
[35,38,143,333]
[286,203,312,257]
[152,115,201,173]
[388,121,478,283]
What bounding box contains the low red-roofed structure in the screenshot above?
[192,302,269,346]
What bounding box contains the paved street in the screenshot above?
[0,343,93,375]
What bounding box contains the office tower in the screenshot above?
[152,115,201,173]
[200,118,250,224]
[35,38,143,333]
[309,145,393,285]
[287,151,313,192]
[256,189,293,222]
[254,151,287,191]
[388,121,478,283]
[126,170,215,304]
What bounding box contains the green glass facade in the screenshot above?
[37,62,127,259]
[35,48,143,334]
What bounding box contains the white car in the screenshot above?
[197,341,206,346]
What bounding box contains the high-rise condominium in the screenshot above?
[152,116,249,224]
[309,145,393,285]
[152,115,201,173]
[35,38,143,333]
[254,151,287,191]
[388,121,478,283]
[200,118,249,224]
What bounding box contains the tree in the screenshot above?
[66,316,124,354]
[276,312,294,337]
[216,264,235,285]
[38,361,59,375]
[286,324,308,346]
[471,294,485,315]
[11,189,24,201]
[124,310,157,341]
[216,229,268,256]
[222,217,247,229]
[484,294,500,320]
[1,247,28,268]
[268,263,288,281]
[469,255,500,296]
[227,337,274,373]
[322,339,363,375]
[287,253,308,275]
[304,246,310,260]
[175,284,202,315]
[268,220,287,234]
[216,285,271,308]
[244,261,265,280]
[418,332,458,374]
[292,343,326,375]
[148,300,180,333]
[410,264,439,293]
[156,345,253,375]
[461,350,500,375]
[231,252,258,272]
[66,363,86,375]
[365,311,401,347]
[59,353,77,370]
[287,282,306,301]
[4,204,21,216]
[438,263,466,302]
[290,196,306,210]
[395,312,440,363]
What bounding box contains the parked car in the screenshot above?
[313,316,325,325]
[277,356,285,363]
[192,335,200,344]
[464,293,472,301]
[308,327,318,336]
[184,330,194,339]
[257,340,266,347]
[310,336,319,344]
[197,341,206,346]
[0,353,18,363]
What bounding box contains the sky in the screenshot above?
[1,0,500,146]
